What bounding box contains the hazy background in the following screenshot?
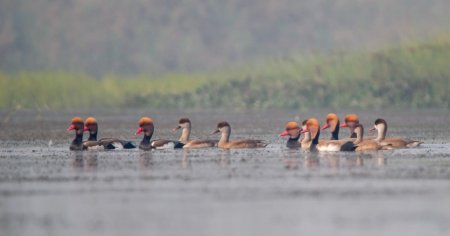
[0,0,449,110]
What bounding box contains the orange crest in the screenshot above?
[344,114,359,123]
[139,117,154,127]
[71,116,84,124]
[326,113,339,123]
[285,121,300,131]
[85,117,97,125]
[306,118,320,128]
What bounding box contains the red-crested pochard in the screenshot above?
[321,113,340,140]
[83,117,136,150]
[302,118,357,152]
[278,121,302,149]
[339,114,359,138]
[369,118,422,148]
[67,117,87,151]
[211,121,268,149]
[352,124,393,151]
[135,117,184,150]
[173,118,217,149]
[303,118,390,152]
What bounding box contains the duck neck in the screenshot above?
[288,133,301,142]
[331,121,339,140]
[353,128,363,144]
[141,133,153,145]
[312,130,320,145]
[219,130,230,144]
[302,132,311,144]
[73,132,83,145]
[375,124,387,142]
[179,127,191,144]
[88,132,97,141]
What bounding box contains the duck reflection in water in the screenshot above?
[70,151,98,171]
[218,149,231,167]
[282,149,300,169]
[139,151,153,169]
[304,152,320,170]
[181,149,191,169]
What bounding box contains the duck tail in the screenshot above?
[407,141,423,148]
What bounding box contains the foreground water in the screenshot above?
[1,109,449,236]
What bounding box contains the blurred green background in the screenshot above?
[0,0,449,110]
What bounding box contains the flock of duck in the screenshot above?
[67,113,422,152]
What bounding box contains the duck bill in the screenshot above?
[368,127,376,132]
[300,129,309,134]
[340,123,348,128]
[172,126,181,132]
[135,127,144,135]
[66,124,76,131]
[83,126,89,132]
[210,129,220,135]
[278,131,289,137]
[322,124,330,130]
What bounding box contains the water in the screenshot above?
[1,109,449,236]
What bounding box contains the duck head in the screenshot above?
[173,117,191,132]
[67,117,84,135]
[340,114,359,136]
[135,117,154,136]
[211,121,230,135]
[279,121,301,138]
[301,118,321,142]
[369,118,387,141]
[83,117,98,134]
[322,113,339,131]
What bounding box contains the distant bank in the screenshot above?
[0,35,449,110]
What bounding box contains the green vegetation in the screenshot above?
[1,36,450,110]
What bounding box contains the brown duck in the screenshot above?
[173,118,217,148]
[211,121,268,149]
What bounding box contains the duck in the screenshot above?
[301,118,356,152]
[352,123,393,151]
[135,117,184,150]
[211,121,268,149]
[83,117,136,150]
[278,121,302,149]
[173,118,217,148]
[67,117,87,151]
[339,114,359,138]
[339,114,375,140]
[321,113,340,140]
[303,118,390,152]
[369,118,422,148]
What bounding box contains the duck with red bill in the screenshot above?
[83,117,135,149]
[67,117,87,151]
[339,114,360,138]
[279,121,302,149]
[135,117,184,150]
[321,113,340,140]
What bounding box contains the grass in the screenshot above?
[1,34,450,110]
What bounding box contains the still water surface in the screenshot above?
[0,109,449,236]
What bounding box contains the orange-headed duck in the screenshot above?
[302,118,357,152]
[321,113,340,140]
[83,117,135,150]
[211,121,268,149]
[279,121,302,149]
[173,118,217,149]
[340,114,360,138]
[67,117,87,151]
[135,117,184,150]
[369,118,422,148]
